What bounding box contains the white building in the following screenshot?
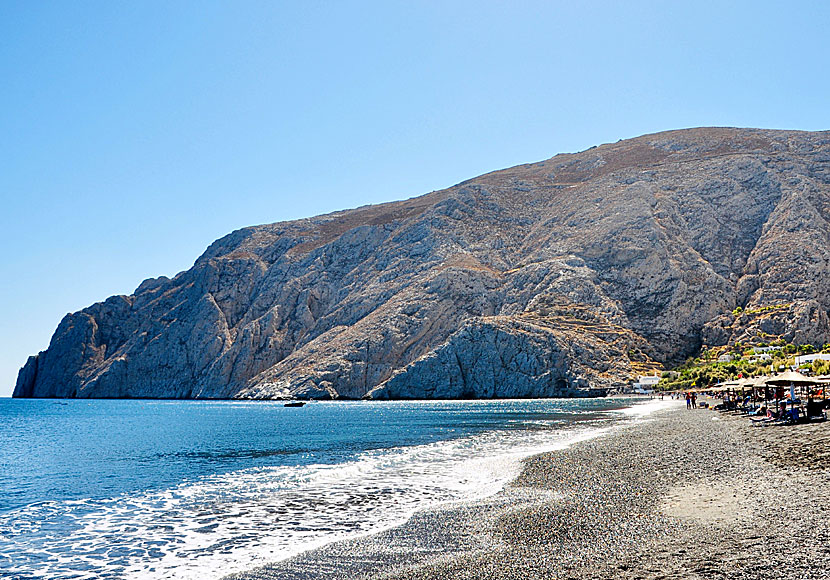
[718,354,733,363]
[632,375,660,393]
[794,353,830,366]
[752,346,782,353]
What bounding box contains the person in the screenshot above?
[685,392,691,410]
[691,392,697,409]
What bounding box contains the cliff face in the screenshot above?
[15,128,830,399]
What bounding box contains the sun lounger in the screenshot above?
[750,415,780,426]
[750,408,784,426]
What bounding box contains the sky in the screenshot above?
[1,1,829,396]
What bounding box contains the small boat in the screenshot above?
[283,401,306,407]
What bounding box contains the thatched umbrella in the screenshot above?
[765,371,820,416]
[765,370,818,386]
[716,380,740,397]
[736,377,755,400]
[750,376,771,404]
[766,370,819,394]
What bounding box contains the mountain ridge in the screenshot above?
[14,127,830,399]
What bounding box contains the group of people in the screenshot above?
[684,392,697,409]
[676,389,826,424]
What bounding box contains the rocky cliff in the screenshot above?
[14,128,830,399]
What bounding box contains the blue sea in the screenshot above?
[0,397,665,579]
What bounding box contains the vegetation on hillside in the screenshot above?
[658,341,830,392]
[731,303,791,317]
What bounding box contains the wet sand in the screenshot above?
[226,402,830,580]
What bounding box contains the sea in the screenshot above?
[0,396,667,580]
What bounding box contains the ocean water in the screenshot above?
[0,397,665,579]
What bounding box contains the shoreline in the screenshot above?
[226,401,830,580]
[222,399,672,580]
[0,396,659,580]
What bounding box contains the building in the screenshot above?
[752,346,782,353]
[632,374,660,394]
[718,354,733,363]
[794,353,830,366]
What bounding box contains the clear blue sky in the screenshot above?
[2,1,829,396]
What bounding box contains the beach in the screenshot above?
[227,401,830,580]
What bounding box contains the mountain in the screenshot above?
[14,128,830,400]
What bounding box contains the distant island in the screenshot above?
[14,127,830,400]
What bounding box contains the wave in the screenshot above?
[0,399,669,580]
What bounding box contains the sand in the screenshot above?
[226,402,830,580]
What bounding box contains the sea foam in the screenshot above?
[0,398,664,579]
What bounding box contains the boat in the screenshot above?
[283,401,306,407]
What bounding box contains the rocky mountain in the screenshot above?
[14,128,830,400]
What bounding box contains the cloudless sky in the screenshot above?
[1,1,829,396]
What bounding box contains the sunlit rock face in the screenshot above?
[15,128,830,399]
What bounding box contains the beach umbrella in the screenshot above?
[750,376,770,403]
[765,370,819,386]
[736,377,754,400]
[722,380,740,400]
[765,371,820,416]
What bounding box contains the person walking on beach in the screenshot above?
[685,392,691,410]
[691,393,697,409]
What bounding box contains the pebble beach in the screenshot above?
[227,401,830,580]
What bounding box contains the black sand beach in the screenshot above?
[227,402,830,580]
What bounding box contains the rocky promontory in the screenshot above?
[14,127,830,399]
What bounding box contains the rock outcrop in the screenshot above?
[14,127,830,399]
